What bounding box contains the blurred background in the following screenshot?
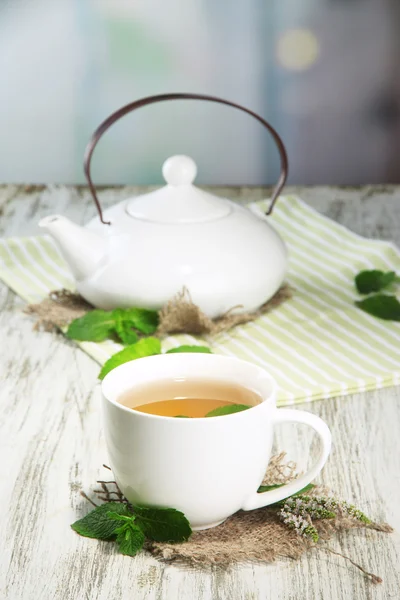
[0,0,399,186]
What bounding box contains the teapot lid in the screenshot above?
[125,155,231,224]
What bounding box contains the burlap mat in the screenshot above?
[156,285,292,336]
[89,453,392,583]
[25,285,292,335]
[25,290,92,331]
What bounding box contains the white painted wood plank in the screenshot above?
[0,185,399,599]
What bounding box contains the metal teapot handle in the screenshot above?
[83,93,288,225]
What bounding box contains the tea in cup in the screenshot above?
[102,353,331,530]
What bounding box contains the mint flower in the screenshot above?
[278,495,371,542]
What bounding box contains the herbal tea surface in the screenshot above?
[118,379,262,418]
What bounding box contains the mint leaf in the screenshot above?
[205,404,251,418]
[257,483,285,493]
[166,345,212,354]
[106,509,146,556]
[72,501,191,556]
[113,310,139,345]
[258,483,315,496]
[133,505,192,543]
[71,502,132,539]
[106,511,134,524]
[115,522,145,557]
[355,270,396,294]
[112,308,159,335]
[99,337,162,380]
[355,294,400,321]
[295,484,316,496]
[66,310,115,342]
[66,306,159,344]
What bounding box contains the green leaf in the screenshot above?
[106,511,134,524]
[355,294,400,321]
[205,404,251,418]
[112,308,159,335]
[258,483,315,497]
[66,306,159,345]
[99,337,162,380]
[174,415,190,418]
[166,345,212,354]
[304,525,319,542]
[133,505,192,543]
[113,310,139,345]
[66,310,115,342]
[293,483,316,496]
[355,270,396,294]
[71,502,132,540]
[115,522,145,557]
[257,483,285,493]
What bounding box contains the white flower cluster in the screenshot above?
[278,494,371,542]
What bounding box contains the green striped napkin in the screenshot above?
[0,195,399,406]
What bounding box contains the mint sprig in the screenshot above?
[71,502,132,539]
[99,340,213,379]
[354,269,400,321]
[99,337,162,379]
[132,505,192,542]
[106,512,146,556]
[66,307,159,344]
[115,308,159,335]
[257,482,315,498]
[71,502,192,557]
[355,270,396,294]
[113,309,138,345]
[115,522,145,556]
[205,403,251,417]
[66,304,213,378]
[355,294,400,321]
[166,345,212,354]
[174,404,252,419]
[66,310,116,343]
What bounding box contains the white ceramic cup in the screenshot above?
[102,353,331,530]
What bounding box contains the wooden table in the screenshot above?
[1,184,399,599]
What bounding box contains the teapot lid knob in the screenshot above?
[162,155,197,186]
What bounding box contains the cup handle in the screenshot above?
[241,409,332,511]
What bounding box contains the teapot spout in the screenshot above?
[39,215,106,281]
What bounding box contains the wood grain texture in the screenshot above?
[0,184,399,599]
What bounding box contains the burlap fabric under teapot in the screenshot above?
[25,285,292,335]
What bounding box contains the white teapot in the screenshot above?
[39,94,288,319]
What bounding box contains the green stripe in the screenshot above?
[278,197,400,267]
[0,196,399,408]
[0,241,49,297]
[23,238,69,289]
